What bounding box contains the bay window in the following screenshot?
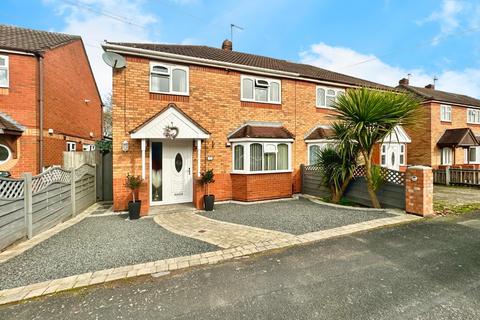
[316,86,344,108]
[232,141,291,173]
[0,55,8,88]
[150,62,188,95]
[241,75,281,104]
[441,147,452,165]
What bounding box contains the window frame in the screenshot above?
[66,141,76,152]
[466,146,479,164]
[467,108,480,124]
[231,140,292,174]
[0,55,9,88]
[380,144,387,166]
[316,86,345,109]
[399,144,406,165]
[0,143,12,164]
[440,104,452,122]
[240,75,281,104]
[149,62,189,96]
[82,144,95,151]
[441,147,452,165]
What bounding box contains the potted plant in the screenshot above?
[125,173,143,219]
[201,169,215,211]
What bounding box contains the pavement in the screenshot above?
[201,197,394,235]
[2,212,478,319]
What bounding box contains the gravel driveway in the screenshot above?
[0,214,217,290]
[201,198,395,235]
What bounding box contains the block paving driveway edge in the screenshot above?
[0,213,420,306]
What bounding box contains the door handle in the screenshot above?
[188,167,191,175]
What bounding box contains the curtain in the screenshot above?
[250,143,263,171]
[309,145,321,165]
[277,144,288,169]
[264,153,276,170]
[234,145,244,170]
[172,68,186,92]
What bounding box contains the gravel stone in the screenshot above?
[0,215,217,290]
[201,198,395,235]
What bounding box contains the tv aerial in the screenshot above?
[102,52,126,69]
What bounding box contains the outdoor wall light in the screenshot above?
[410,175,418,182]
[121,140,129,152]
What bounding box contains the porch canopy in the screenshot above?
[382,126,411,144]
[437,128,479,148]
[304,125,335,142]
[0,112,24,136]
[130,103,210,178]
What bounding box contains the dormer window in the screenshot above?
[316,86,344,108]
[241,75,281,104]
[0,55,8,88]
[150,62,188,95]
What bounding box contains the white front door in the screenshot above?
[151,140,193,205]
[383,143,400,171]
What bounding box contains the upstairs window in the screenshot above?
[150,62,188,95]
[440,104,452,122]
[66,142,76,152]
[241,75,281,104]
[0,55,8,87]
[467,108,480,124]
[316,86,345,108]
[83,144,95,151]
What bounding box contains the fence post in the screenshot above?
[71,167,76,216]
[445,166,450,186]
[300,164,304,194]
[23,173,33,239]
[93,164,97,203]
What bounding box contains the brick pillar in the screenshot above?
[193,178,205,210]
[405,166,434,217]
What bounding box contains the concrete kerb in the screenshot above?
[0,213,422,306]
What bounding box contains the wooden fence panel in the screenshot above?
[31,182,72,236]
[0,198,26,250]
[301,164,406,209]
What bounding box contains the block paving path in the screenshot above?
[154,211,298,248]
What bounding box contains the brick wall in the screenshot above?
[406,101,480,168]
[43,40,102,167]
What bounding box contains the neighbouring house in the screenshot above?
[103,39,409,214]
[0,24,102,177]
[397,78,480,169]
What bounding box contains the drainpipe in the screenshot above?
[36,51,45,172]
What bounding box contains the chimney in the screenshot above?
[221,39,232,51]
[399,78,409,86]
[425,84,435,90]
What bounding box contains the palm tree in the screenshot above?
[316,123,359,203]
[333,88,421,208]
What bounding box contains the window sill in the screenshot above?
[316,106,335,110]
[440,120,452,123]
[467,122,480,125]
[240,99,281,105]
[149,90,189,96]
[231,170,293,175]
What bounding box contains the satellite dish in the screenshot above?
[102,52,126,69]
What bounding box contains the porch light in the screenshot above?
[121,140,129,152]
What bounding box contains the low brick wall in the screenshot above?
[231,172,293,202]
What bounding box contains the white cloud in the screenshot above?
[300,42,480,98]
[45,0,158,98]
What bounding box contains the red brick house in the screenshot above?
[397,78,480,169]
[0,25,102,177]
[103,40,408,214]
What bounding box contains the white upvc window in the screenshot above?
[441,147,452,165]
[0,55,8,88]
[465,147,479,164]
[467,108,480,124]
[66,142,76,152]
[316,86,344,108]
[0,143,12,164]
[381,144,387,166]
[399,144,406,165]
[440,104,452,122]
[241,75,281,104]
[231,141,291,173]
[149,62,189,95]
[83,144,95,151]
[307,142,335,165]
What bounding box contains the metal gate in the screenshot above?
[97,151,113,201]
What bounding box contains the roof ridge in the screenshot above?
[0,24,81,39]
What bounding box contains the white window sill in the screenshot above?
[240,99,281,105]
[316,106,335,110]
[150,90,189,96]
[231,170,293,175]
[467,122,480,125]
[0,85,8,89]
[440,119,452,122]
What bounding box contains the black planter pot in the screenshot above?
[128,201,141,220]
[204,195,215,211]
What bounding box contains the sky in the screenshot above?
[1,0,479,99]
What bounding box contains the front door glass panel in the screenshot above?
[151,142,162,201]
